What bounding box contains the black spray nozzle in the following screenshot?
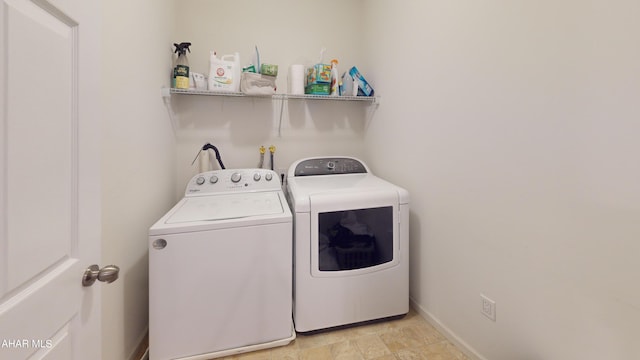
[173,42,192,56]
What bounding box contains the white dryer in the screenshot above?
[286,157,410,332]
[148,169,294,360]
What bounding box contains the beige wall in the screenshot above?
[101,0,176,359]
[363,1,640,359]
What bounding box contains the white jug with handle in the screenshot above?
[208,51,241,92]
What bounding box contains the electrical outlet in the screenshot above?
[481,294,496,321]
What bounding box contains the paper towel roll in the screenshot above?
[289,64,305,95]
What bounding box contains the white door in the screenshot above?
[0,0,102,359]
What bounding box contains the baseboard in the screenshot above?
[409,297,487,360]
[128,327,149,360]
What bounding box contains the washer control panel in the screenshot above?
[293,157,368,176]
[185,169,279,195]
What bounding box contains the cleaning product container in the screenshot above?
[208,52,241,92]
[330,59,339,96]
[173,42,192,89]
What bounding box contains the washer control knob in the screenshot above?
[209,175,218,184]
[196,176,205,185]
[231,172,242,183]
[253,173,261,181]
[265,173,273,181]
[327,161,336,170]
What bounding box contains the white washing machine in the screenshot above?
[286,157,410,332]
[148,169,294,360]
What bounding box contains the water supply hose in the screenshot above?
[269,145,276,171]
[258,146,266,168]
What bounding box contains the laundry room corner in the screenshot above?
[99,1,640,360]
[101,0,176,359]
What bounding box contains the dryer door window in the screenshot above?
[309,190,400,277]
[317,206,394,272]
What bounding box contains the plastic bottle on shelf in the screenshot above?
[208,52,241,92]
[330,59,339,96]
[173,42,192,89]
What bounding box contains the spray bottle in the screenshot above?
[173,42,192,89]
[330,59,339,96]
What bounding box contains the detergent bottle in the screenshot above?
[173,42,192,89]
[208,51,241,92]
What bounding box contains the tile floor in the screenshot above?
[219,309,469,360]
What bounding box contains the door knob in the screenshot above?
[82,264,120,286]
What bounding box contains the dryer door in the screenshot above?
[309,190,399,277]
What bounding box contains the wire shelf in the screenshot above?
[168,88,378,103]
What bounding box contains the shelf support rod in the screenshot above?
[161,87,179,135]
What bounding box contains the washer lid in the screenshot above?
[166,192,284,224]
